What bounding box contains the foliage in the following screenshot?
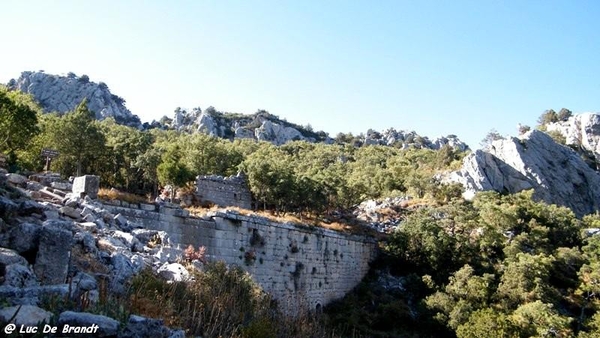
[129,262,332,338]
[0,86,40,167]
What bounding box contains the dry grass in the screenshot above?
[98,188,149,204]
[186,205,378,237]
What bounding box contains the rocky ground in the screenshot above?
[0,171,194,337]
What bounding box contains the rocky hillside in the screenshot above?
[7,71,141,127]
[168,106,470,149]
[445,129,600,217]
[170,107,331,145]
[0,171,186,336]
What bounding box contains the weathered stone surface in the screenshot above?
[4,264,39,288]
[26,181,44,191]
[0,248,28,266]
[72,175,99,199]
[446,130,600,217]
[51,181,73,191]
[255,120,306,145]
[71,272,97,291]
[34,224,73,285]
[109,253,135,294]
[196,173,252,209]
[108,204,378,314]
[18,200,46,216]
[546,112,600,167]
[6,173,27,185]
[74,231,98,254]
[59,311,119,337]
[0,305,53,326]
[0,196,17,218]
[157,263,190,282]
[9,71,141,127]
[2,222,41,254]
[119,314,170,338]
[152,247,181,264]
[98,237,128,253]
[60,206,82,220]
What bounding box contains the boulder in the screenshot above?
[60,206,82,220]
[119,315,170,338]
[2,222,41,254]
[71,272,98,292]
[0,305,53,326]
[4,264,39,288]
[109,253,135,294]
[6,173,27,185]
[0,248,28,266]
[58,311,119,337]
[0,196,17,218]
[157,263,190,282]
[18,200,46,216]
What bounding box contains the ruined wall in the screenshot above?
[195,174,252,209]
[104,204,377,313]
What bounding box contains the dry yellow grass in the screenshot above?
[98,188,149,204]
[186,205,378,236]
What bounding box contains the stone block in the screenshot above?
[72,175,99,199]
[34,224,72,285]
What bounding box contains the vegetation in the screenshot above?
[327,191,600,337]
[5,90,599,336]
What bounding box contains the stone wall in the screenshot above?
[103,204,377,313]
[195,174,253,209]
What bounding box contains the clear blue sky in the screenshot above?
[1,0,599,148]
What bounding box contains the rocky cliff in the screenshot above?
[545,113,600,169]
[7,71,141,127]
[446,130,600,217]
[170,107,330,145]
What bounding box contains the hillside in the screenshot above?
[7,71,141,127]
[6,71,469,151]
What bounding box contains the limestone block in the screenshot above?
[72,175,99,199]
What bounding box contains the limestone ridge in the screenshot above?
[7,71,141,127]
[363,128,469,151]
[172,108,330,146]
[546,113,600,169]
[446,129,600,217]
[171,107,470,149]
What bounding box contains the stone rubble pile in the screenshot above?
[353,196,412,233]
[0,170,189,337]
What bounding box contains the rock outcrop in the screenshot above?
[363,128,469,151]
[446,130,600,217]
[546,113,600,168]
[7,71,141,127]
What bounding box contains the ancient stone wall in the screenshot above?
[103,203,377,313]
[195,174,252,209]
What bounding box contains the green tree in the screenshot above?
[0,86,40,166]
[53,99,106,176]
[157,145,194,200]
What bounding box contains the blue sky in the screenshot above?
[1,1,599,148]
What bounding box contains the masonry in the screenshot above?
[195,174,253,209]
[103,203,378,314]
